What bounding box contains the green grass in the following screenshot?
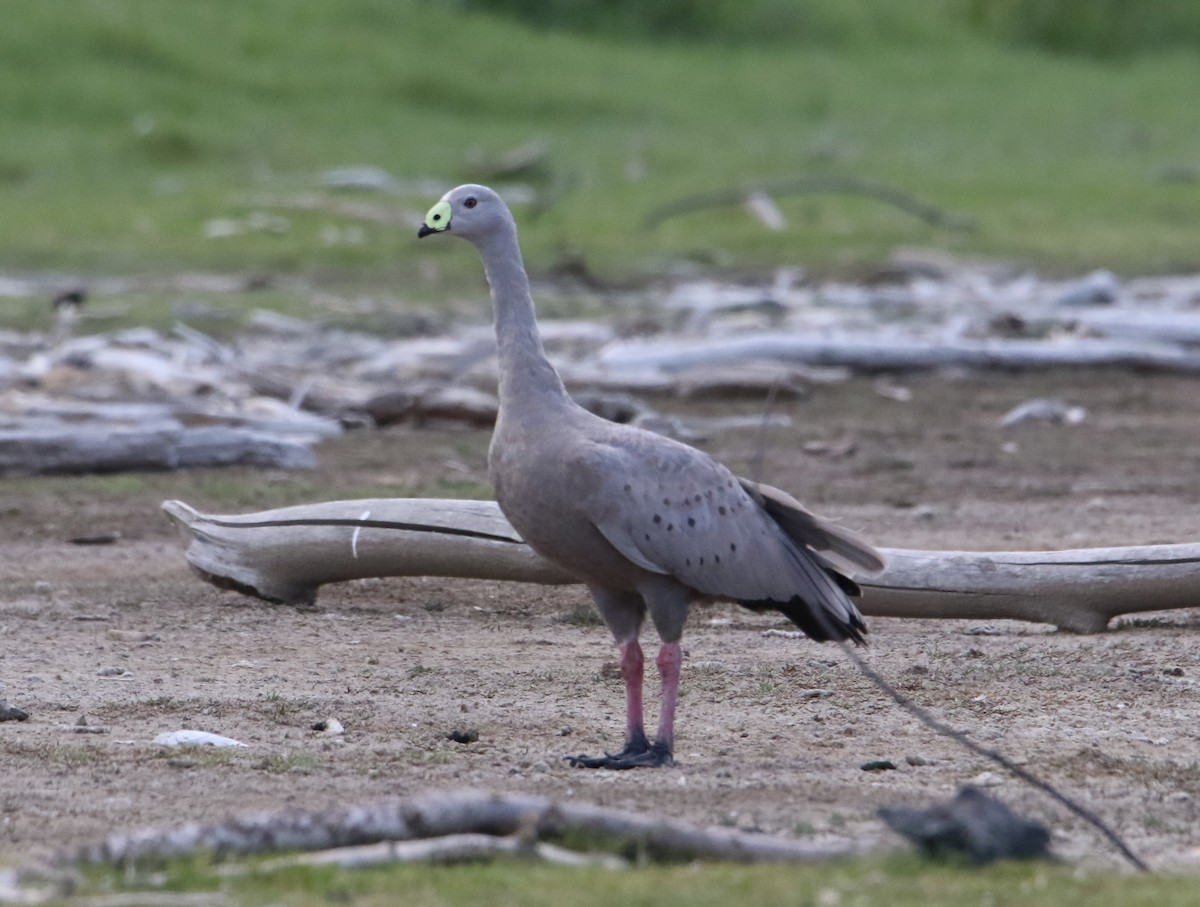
[63,854,1200,907]
[0,0,1198,307]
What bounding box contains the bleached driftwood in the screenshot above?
[595,333,1200,375]
[76,789,856,867]
[162,498,1200,633]
[239,834,629,872]
[0,424,318,475]
[161,498,573,606]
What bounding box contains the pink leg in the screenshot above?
[619,640,646,745]
[654,642,682,752]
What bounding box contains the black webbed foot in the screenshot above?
[565,735,674,770]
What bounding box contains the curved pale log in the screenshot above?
[162,498,1200,633]
[161,498,573,606]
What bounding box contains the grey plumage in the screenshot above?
[419,184,883,768]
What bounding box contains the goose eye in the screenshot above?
[464,197,478,209]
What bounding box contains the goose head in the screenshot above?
[417,184,512,242]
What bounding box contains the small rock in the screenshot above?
[69,531,122,546]
[0,700,30,722]
[1163,666,1184,677]
[1000,398,1087,427]
[447,728,479,744]
[106,629,155,643]
[861,759,897,772]
[799,689,834,700]
[311,718,345,736]
[71,724,109,735]
[879,786,1050,863]
[905,754,932,767]
[154,729,247,748]
[96,666,128,677]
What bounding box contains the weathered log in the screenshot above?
[162,498,1200,632]
[240,834,629,872]
[1,423,182,474]
[1066,308,1200,346]
[364,384,499,428]
[76,789,857,867]
[0,423,318,476]
[161,498,572,605]
[595,333,1200,375]
[4,395,343,438]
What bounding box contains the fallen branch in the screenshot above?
[0,423,317,476]
[643,177,975,231]
[163,498,1200,632]
[161,498,572,606]
[75,790,857,867]
[594,333,1200,376]
[240,834,629,873]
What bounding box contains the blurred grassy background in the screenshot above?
[0,0,1198,307]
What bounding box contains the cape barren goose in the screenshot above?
[419,184,884,768]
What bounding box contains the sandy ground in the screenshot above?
[2,370,1200,871]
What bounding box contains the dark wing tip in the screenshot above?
[740,595,867,646]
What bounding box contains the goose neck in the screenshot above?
[476,229,568,406]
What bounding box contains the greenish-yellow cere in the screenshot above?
[423,200,453,233]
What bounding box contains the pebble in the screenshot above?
[861,759,897,772]
[69,531,122,545]
[154,729,247,748]
[106,629,155,643]
[1000,398,1087,427]
[799,689,834,700]
[447,728,479,744]
[311,718,345,736]
[0,700,30,722]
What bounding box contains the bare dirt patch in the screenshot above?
[3,371,1200,870]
